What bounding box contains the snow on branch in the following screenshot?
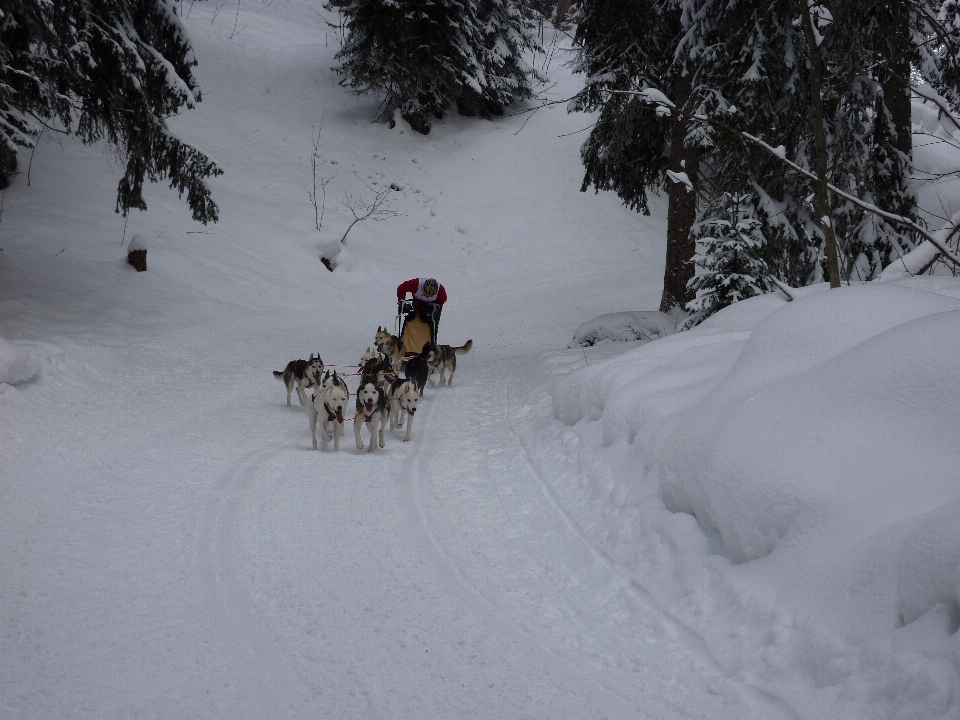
[614,87,960,272]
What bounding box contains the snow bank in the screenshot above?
[0,337,39,386]
[552,278,960,717]
[569,310,675,347]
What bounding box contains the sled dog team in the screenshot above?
[273,328,473,452]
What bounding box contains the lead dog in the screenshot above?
[387,377,419,442]
[355,358,389,452]
[309,371,349,450]
[421,339,472,387]
[375,326,406,369]
[273,354,324,407]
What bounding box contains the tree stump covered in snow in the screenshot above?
[127,234,147,272]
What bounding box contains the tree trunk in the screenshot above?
[880,1,912,158]
[659,70,699,314]
[799,1,842,289]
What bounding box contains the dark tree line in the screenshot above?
[0,0,221,223]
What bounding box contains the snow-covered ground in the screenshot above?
[1,3,958,718]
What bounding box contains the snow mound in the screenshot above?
[569,310,675,347]
[661,299,960,563]
[0,336,40,386]
[552,279,960,709]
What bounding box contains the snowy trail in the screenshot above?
[199,445,317,718]
[185,342,787,719]
[398,355,803,720]
[7,3,956,716]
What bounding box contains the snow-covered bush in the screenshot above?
[570,311,675,347]
[552,278,960,716]
[0,337,39,386]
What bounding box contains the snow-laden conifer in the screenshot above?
[686,193,775,325]
[458,0,544,117]
[0,0,221,222]
[571,0,700,313]
[329,0,541,133]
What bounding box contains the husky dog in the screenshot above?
[359,346,388,370]
[360,352,396,387]
[421,339,472,387]
[309,371,349,450]
[354,376,387,452]
[402,353,429,396]
[387,377,420,442]
[273,354,324,407]
[375,326,406,368]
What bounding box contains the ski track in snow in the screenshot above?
[187,352,799,719]
[199,445,316,718]
[399,357,797,719]
[503,373,803,720]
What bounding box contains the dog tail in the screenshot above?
[455,339,473,355]
[273,370,285,378]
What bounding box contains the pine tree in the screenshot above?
[571,0,700,314]
[682,0,825,288]
[329,0,541,133]
[458,0,543,117]
[691,0,960,284]
[573,0,960,308]
[0,0,221,222]
[686,193,776,324]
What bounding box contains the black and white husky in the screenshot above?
[421,339,472,387]
[308,371,349,450]
[354,377,387,452]
[273,354,324,407]
[387,377,419,442]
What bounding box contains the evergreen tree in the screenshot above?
[682,0,824,287]
[571,0,700,314]
[329,0,541,134]
[0,0,221,222]
[459,0,543,117]
[686,192,775,324]
[573,0,960,312]
[690,0,960,284]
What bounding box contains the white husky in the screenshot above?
[387,377,420,442]
[308,371,349,450]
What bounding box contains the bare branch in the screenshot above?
[338,184,397,245]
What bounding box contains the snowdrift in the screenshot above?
[552,277,960,718]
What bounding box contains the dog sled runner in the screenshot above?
[397,299,436,354]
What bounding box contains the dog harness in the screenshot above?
[324,401,340,423]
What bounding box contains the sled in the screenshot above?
[397,299,435,354]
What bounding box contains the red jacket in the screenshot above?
[397,278,446,307]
